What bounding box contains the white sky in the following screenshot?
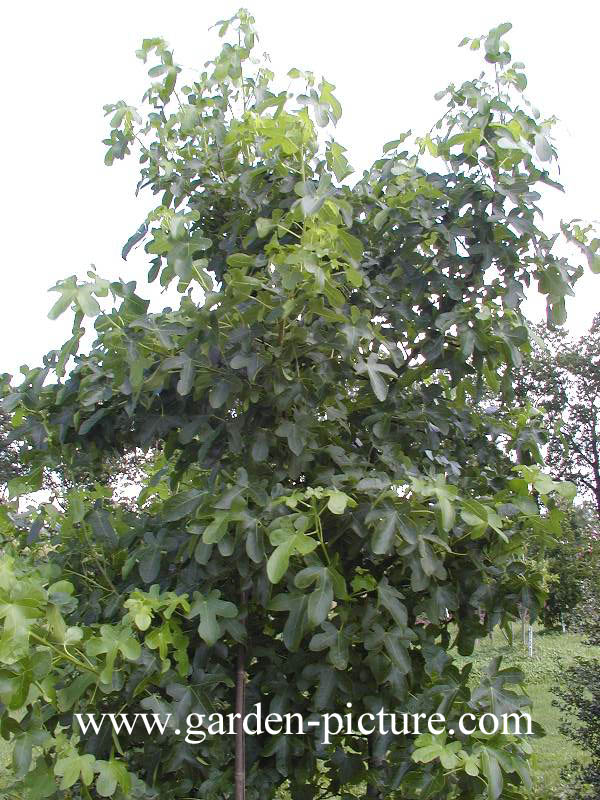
[2,1,598,379]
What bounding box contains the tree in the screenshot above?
[0,382,150,509]
[0,408,24,492]
[516,315,600,517]
[553,603,600,799]
[539,503,600,629]
[0,12,596,800]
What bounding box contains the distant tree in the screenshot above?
[1,389,148,509]
[516,315,600,517]
[540,503,600,629]
[0,408,23,492]
[553,601,600,799]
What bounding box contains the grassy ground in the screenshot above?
[0,739,10,797]
[456,625,599,797]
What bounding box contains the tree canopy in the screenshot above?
[517,314,600,517]
[0,11,597,800]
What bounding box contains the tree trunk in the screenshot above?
[366,737,383,799]
[235,590,248,800]
[589,407,600,519]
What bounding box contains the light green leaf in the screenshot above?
[267,538,295,584]
[534,133,552,162]
[326,490,351,515]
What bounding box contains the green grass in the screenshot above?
[456,625,600,797]
[0,738,11,798]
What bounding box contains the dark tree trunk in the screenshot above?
[235,590,248,800]
[366,737,383,799]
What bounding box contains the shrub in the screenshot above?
[553,608,600,798]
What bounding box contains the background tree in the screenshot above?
[0,12,596,800]
[0,383,149,510]
[516,314,600,517]
[553,601,600,799]
[0,408,24,493]
[538,503,600,629]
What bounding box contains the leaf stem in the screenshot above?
[30,631,100,677]
[312,500,331,566]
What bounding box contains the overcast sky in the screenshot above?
[2,1,598,379]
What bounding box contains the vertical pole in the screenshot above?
[528,625,533,658]
[521,607,528,646]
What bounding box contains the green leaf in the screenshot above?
[139,544,161,584]
[383,631,411,673]
[48,289,75,320]
[437,494,455,533]
[301,195,325,217]
[534,133,552,161]
[374,209,389,230]
[86,625,141,683]
[162,489,204,522]
[588,253,600,274]
[209,380,231,408]
[276,420,307,456]
[76,286,102,317]
[18,761,57,798]
[88,508,119,549]
[307,572,333,626]
[188,590,237,646]
[355,355,397,402]
[122,222,148,260]
[251,431,269,462]
[202,512,231,544]
[256,217,275,237]
[337,230,362,260]
[12,735,32,778]
[227,253,255,268]
[326,489,352,515]
[8,467,43,498]
[369,508,399,555]
[54,753,95,790]
[377,579,407,626]
[267,538,295,584]
[78,407,110,435]
[176,354,195,395]
[480,747,503,800]
[95,759,130,798]
[57,673,97,712]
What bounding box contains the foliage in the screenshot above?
[0,394,149,510]
[0,11,596,800]
[552,607,600,799]
[516,315,600,517]
[0,410,23,491]
[538,504,600,629]
[455,626,600,799]
[0,408,67,503]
